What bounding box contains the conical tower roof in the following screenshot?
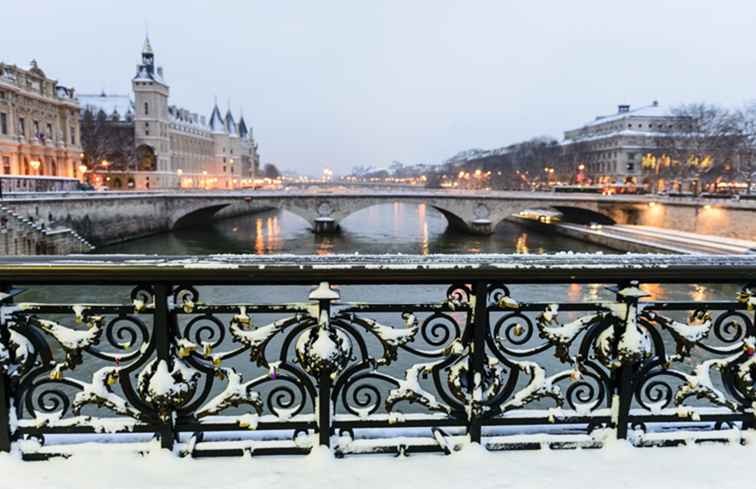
[209,103,226,134]
[225,109,238,136]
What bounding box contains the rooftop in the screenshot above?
[578,102,672,129]
[79,93,134,121]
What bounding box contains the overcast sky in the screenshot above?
[3,1,756,175]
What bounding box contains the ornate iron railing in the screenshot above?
[0,254,754,459]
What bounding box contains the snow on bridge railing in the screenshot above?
[0,253,754,459]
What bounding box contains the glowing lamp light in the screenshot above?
[202,170,208,176]
[101,160,110,168]
[29,160,41,170]
[703,204,712,210]
[78,164,88,173]
[648,202,657,208]
[177,169,183,175]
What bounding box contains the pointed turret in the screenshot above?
[209,103,226,134]
[238,114,249,138]
[134,35,165,83]
[143,36,153,55]
[225,109,238,137]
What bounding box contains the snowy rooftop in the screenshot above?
[79,93,134,121]
[578,102,674,129]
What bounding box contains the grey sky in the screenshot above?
[3,0,755,175]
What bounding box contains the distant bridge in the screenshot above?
[2,190,756,250]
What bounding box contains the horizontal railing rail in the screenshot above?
[0,254,754,459]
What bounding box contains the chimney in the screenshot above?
[652,100,659,107]
[618,105,630,113]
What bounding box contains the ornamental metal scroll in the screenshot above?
[0,280,753,458]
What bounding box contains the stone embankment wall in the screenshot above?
[0,204,93,255]
[1,195,271,250]
[596,201,756,242]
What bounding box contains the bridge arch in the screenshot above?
[172,204,230,229]
[325,199,470,234]
[549,206,616,225]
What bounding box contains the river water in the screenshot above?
[16,203,741,417]
[97,203,607,255]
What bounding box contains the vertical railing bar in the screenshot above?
[0,283,12,452]
[745,301,756,432]
[468,281,488,444]
[154,283,174,450]
[613,281,636,440]
[318,371,331,447]
[315,287,333,448]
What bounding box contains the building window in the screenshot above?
[0,113,6,135]
[2,157,10,175]
[46,123,53,138]
[145,122,150,136]
[70,127,76,145]
[144,102,149,115]
[18,118,25,136]
[0,91,5,100]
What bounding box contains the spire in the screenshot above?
[225,107,238,137]
[238,108,249,138]
[209,102,226,134]
[143,36,153,55]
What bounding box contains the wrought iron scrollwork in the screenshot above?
[0,275,753,458]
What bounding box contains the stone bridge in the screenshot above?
[3,190,756,248]
[244,192,618,234]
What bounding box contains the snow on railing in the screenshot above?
[0,254,754,459]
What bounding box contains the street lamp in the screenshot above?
[30,160,41,175]
[78,164,88,183]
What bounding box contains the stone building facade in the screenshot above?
[80,38,259,189]
[0,60,82,182]
[562,102,687,185]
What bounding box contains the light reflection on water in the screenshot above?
[100,203,616,257]
[91,203,738,303]
[18,203,742,405]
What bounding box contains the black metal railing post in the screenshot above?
[0,284,13,452]
[745,296,756,432]
[468,281,488,444]
[318,370,332,448]
[612,282,644,440]
[154,284,175,450]
[310,282,339,448]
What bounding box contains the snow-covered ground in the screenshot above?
[3,437,754,489]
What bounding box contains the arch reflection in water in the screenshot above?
[97,204,612,256]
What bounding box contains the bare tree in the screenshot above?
[263,163,281,179]
[732,103,756,194]
[652,103,738,193]
[80,109,135,171]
